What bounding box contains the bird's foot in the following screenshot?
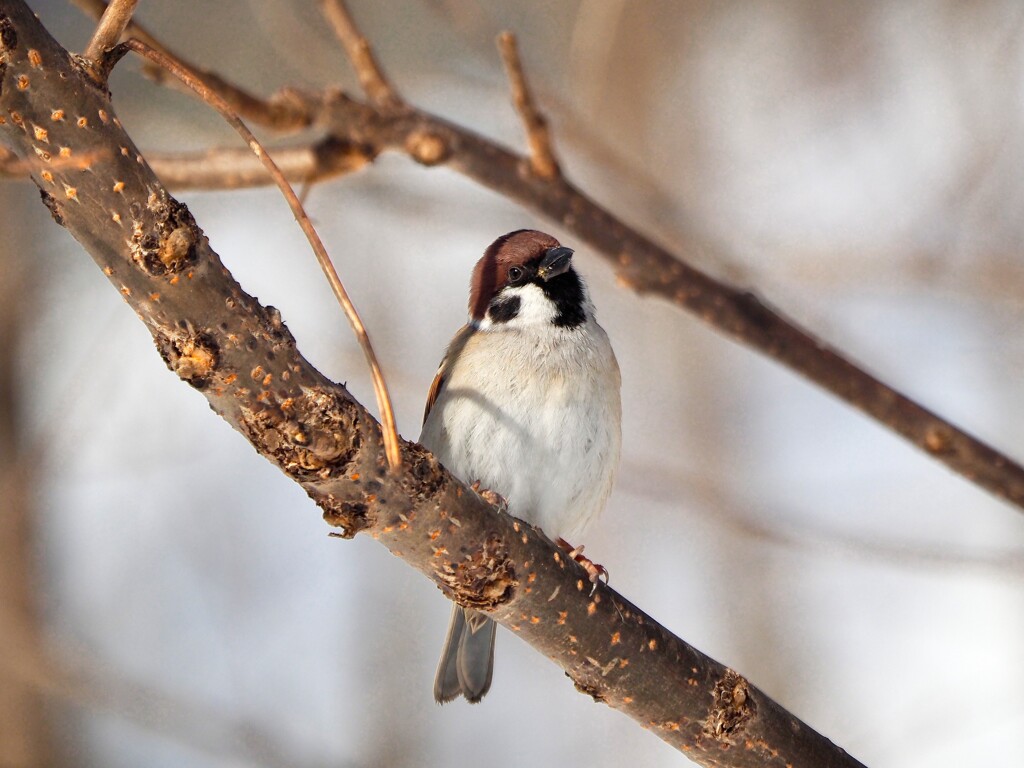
[556,537,609,592]
[471,481,508,511]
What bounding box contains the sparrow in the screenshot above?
[420,229,621,704]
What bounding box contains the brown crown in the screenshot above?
[469,229,561,320]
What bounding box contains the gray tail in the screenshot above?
[434,605,496,704]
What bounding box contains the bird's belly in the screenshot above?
[428,373,616,541]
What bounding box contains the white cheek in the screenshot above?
[479,283,555,330]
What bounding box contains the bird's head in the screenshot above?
[469,229,588,330]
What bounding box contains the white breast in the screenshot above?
[420,319,621,541]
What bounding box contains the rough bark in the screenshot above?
[0,3,864,765]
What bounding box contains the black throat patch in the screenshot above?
[541,269,586,328]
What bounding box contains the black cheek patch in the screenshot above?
[489,295,522,324]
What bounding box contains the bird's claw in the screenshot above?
[471,481,508,511]
[556,538,609,593]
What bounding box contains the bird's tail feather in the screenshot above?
[434,605,496,704]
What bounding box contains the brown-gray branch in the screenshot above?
[0,3,863,766]
[307,97,1024,514]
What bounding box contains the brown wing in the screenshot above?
[423,364,447,426]
[423,324,475,425]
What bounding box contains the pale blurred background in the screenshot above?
[2,1,1023,766]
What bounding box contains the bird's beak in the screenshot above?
[537,246,574,281]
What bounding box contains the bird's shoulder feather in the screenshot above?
[423,323,477,425]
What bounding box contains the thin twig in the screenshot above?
[1,141,374,190]
[320,0,402,110]
[73,0,154,46]
[123,39,402,472]
[497,31,561,179]
[72,0,311,131]
[147,140,373,190]
[82,0,138,67]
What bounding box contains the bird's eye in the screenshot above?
[507,266,524,284]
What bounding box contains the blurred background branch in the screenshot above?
[0,211,54,768]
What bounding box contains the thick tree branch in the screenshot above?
[0,4,863,766]
[121,37,402,472]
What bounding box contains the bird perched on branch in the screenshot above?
[421,229,621,703]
